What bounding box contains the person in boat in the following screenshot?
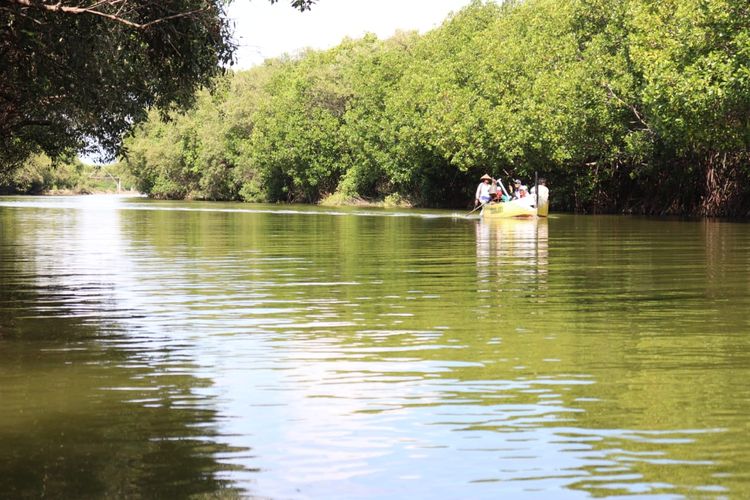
[512,179,529,199]
[495,179,511,202]
[475,174,493,206]
[530,178,549,203]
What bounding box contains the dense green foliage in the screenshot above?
[118,0,749,215]
[0,0,314,177]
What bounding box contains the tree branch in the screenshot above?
[8,0,211,30]
[603,82,652,134]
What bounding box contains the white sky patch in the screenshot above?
[227,0,474,69]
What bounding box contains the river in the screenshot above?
[1,195,749,498]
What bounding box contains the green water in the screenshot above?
[1,195,749,498]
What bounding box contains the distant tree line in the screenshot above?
[0,153,134,195]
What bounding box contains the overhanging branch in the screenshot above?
[8,0,211,30]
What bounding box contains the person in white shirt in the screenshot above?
[474,174,493,206]
[530,178,549,204]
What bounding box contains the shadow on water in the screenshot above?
[0,205,247,498]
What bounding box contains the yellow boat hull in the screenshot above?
[481,198,549,219]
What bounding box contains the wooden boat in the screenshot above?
[480,195,549,219]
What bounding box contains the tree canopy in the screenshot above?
[115,0,749,215]
[0,0,314,177]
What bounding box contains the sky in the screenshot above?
[227,0,474,69]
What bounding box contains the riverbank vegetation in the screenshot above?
[5,0,749,216]
[120,0,750,216]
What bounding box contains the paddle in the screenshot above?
[466,201,488,216]
[496,178,511,199]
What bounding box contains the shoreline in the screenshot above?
[42,189,142,196]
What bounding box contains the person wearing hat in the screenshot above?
[512,179,529,200]
[475,174,494,206]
